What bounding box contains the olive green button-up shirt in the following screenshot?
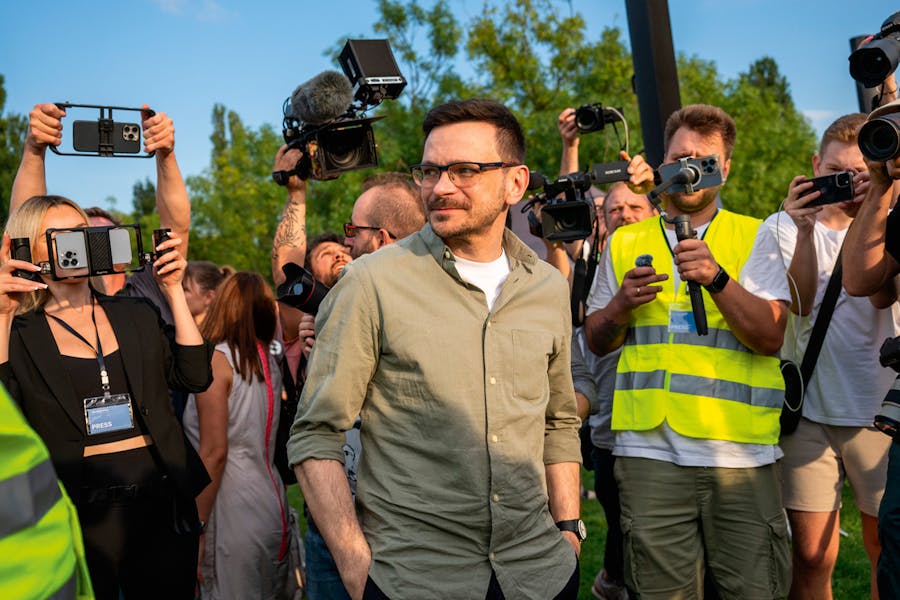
[288,224,581,599]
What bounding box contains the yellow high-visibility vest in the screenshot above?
[608,211,784,445]
[0,384,93,600]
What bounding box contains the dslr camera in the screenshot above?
[278,39,406,181]
[276,262,331,315]
[850,11,900,89]
[875,336,900,438]
[858,100,900,162]
[574,103,624,134]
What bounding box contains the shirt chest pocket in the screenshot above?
[511,329,556,402]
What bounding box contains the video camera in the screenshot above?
[277,39,406,182]
[12,226,169,281]
[850,11,900,89]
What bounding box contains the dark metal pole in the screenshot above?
[625,0,681,167]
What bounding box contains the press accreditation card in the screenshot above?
[83,394,135,435]
[668,302,698,334]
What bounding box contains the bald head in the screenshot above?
[345,173,426,259]
[603,182,655,233]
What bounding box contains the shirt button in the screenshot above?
[489,376,496,385]
[491,434,499,443]
[492,493,500,502]
[489,552,496,561]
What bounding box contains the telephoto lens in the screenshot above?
[858,114,900,162]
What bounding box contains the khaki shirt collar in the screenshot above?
[418,222,539,281]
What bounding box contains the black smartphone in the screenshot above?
[72,120,141,154]
[800,171,854,207]
[152,228,171,260]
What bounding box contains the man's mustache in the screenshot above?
[428,197,469,211]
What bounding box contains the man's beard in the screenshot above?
[663,184,720,214]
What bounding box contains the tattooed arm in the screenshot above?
[272,145,308,286]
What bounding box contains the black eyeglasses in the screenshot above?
[343,222,396,239]
[408,161,521,188]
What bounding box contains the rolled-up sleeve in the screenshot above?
[287,263,381,468]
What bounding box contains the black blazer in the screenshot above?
[0,293,214,508]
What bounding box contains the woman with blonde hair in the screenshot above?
[0,194,213,600]
[183,271,290,599]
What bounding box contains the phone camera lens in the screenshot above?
[61,259,70,267]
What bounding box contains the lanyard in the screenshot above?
[46,299,111,396]
[657,209,719,258]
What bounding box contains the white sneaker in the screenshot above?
[591,569,628,600]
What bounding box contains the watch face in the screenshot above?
[577,520,587,540]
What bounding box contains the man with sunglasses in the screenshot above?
[343,173,425,260]
[289,99,591,600]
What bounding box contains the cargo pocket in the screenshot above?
[620,514,638,592]
[767,513,791,598]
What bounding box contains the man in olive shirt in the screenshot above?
[288,99,583,600]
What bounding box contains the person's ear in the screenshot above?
[721,157,731,182]
[506,165,530,207]
[203,288,217,308]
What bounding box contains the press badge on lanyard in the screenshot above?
[84,393,135,435]
[47,300,135,436]
[668,301,698,334]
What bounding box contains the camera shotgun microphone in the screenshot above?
[289,70,354,125]
[673,215,708,336]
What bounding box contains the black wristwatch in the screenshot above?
[704,265,730,294]
[556,519,587,542]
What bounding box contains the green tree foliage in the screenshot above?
[0,75,28,226]
[129,177,159,246]
[186,1,817,263]
[186,105,285,273]
[721,57,817,217]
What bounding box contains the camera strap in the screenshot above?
[570,234,599,327]
[800,250,844,388]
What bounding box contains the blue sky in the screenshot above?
[0,0,893,214]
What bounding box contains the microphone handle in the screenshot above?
[687,280,709,336]
[674,216,709,336]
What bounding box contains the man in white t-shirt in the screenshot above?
[765,112,894,599]
[584,104,792,599]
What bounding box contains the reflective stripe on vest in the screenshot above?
[0,458,61,538]
[609,212,784,444]
[618,326,784,410]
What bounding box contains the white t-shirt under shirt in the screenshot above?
[586,217,792,468]
[453,250,510,311]
[764,211,900,427]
